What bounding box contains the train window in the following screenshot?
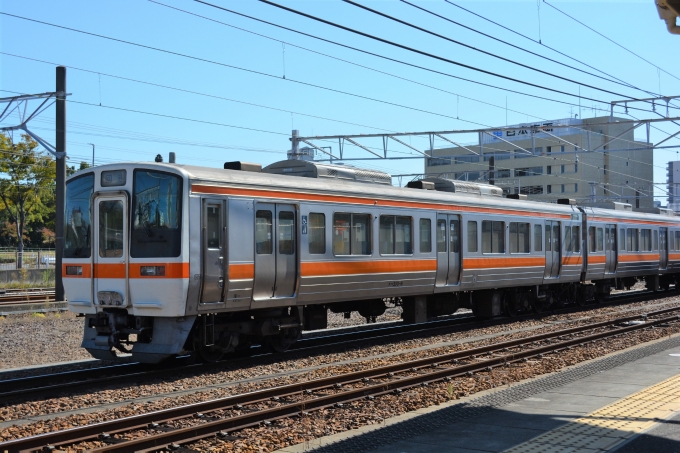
[255,211,273,254]
[420,219,432,253]
[206,206,220,249]
[437,220,446,253]
[334,213,371,255]
[279,211,295,255]
[65,173,94,259]
[620,229,625,251]
[641,229,652,252]
[482,220,505,254]
[596,228,604,252]
[379,216,412,255]
[449,219,460,254]
[352,214,371,255]
[308,213,326,254]
[131,170,182,258]
[572,226,581,253]
[545,224,551,252]
[509,222,530,253]
[468,221,478,253]
[564,226,572,252]
[675,231,680,250]
[627,228,639,251]
[534,224,542,251]
[653,230,658,251]
[98,200,124,258]
[588,227,596,252]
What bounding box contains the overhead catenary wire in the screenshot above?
[443,0,678,101]
[342,0,661,104]
[257,0,657,109]
[190,0,657,117]
[543,0,680,84]
[0,12,491,128]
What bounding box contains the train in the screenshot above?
[62,158,680,363]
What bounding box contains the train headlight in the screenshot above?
[66,266,82,275]
[140,266,165,276]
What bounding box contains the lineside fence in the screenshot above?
[0,248,56,270]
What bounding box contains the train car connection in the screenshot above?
[62,159,680,363]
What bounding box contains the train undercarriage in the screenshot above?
[84,274,680,363]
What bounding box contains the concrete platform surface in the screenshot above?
[276,334,680,453]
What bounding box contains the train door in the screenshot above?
[544,220,560,279]
[435,214,460,287]
[660,228,668,270]
[253,203,297,300]
[448,215,461,286]
[200,200,225,304]
[93,194,128,307]
[435,215,447,287]
[605,224,617,274]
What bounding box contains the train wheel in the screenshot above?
[265,327,300,353]
[197,346,224,363]
[502,293,518,317]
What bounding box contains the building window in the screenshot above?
[308,213,326,254]
[483,152,511,162]
[419,218,432,253]
[515,166,543,177]
[509,222,530,253]
[467,221,478,253]
[482,220,505,254]
[428,157,451,167]
[574,183,578,193]
[547,166,552,175]
[561,145,565,152]
[574,163,578,173]
[547,146,552,154]
[495,169,511,178]
[547,185,552,194]
[454,155,480,164]
[520,185,544,195]
[626,161,629,166]
[561,184,565,193]
[561,165,565,174]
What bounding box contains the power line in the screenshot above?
[192,0,655,117]
[444,0,677,98]
[257,0,652,108]
[543,0,680,84]
[0,12,490,128]
[343,0,654,103]
[152,1,545,121]
[401,0,672,100]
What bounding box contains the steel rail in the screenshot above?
[4,306,678,453]
[0,289,672,402]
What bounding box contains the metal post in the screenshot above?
[88,143,95,167]
[590,182,597,202]
[55,66,66,302]
[290,129,299,160]
[488,156,495,186]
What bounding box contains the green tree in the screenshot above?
[0,134,56,267]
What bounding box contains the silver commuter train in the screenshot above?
[62,159,680,363]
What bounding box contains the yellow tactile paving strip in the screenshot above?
[503,374,680,453]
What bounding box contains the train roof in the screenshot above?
[70,161,677,224]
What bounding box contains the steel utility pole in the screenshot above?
[55,66,66,302]
[88,143,95,167]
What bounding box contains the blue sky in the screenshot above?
[1,0,679,200]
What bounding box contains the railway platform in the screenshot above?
[277,334,680,453]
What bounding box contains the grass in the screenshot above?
[30,312,46,318]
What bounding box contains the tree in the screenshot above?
[68,161,90,177]
[0,133,56,267]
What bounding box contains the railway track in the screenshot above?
[0,288,55,305]
[0,288,674,403]
[3,304,678,453]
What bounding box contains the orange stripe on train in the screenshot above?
[301,259,436,277]
[191,184,572,220]
[230,263,255,279]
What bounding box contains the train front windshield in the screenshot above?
[131,170,182,258]
[64,174,94,258]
